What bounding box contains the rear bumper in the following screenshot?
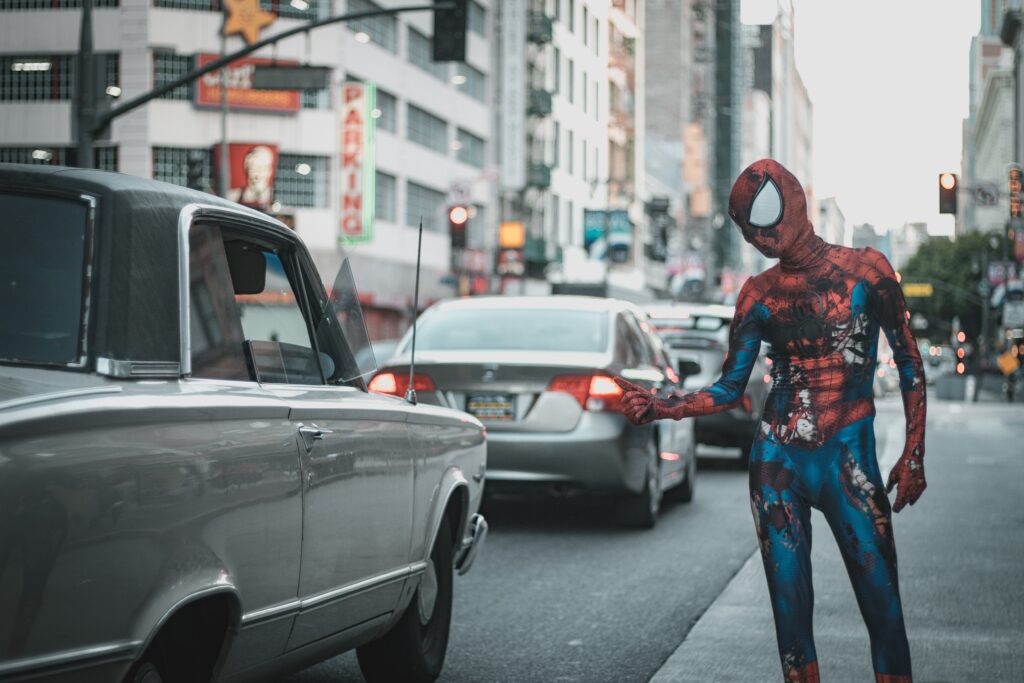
[484,413,647,493]
[455,514,487,575]
[695,409,758,448]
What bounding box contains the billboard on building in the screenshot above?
[339,82,376,245]
[214,143,279,211]
[195,54,301,113]
[499,0,527,191]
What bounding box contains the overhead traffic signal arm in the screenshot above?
[75,2,454,167]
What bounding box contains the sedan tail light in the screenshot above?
[368,371,436,396]
[547,374,624,412]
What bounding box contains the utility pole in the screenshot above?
[75,0,95,169]
[219,30,230,198]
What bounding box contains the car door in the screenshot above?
[184,221,303,675]
[222,234,416,649]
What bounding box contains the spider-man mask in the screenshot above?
[728,159,814,260]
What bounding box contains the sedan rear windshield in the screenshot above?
[652,315,729,349]
[0,192,89,366]
[415,308,609,352]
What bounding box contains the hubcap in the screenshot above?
[417,558,439,625]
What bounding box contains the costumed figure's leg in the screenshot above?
[819,418,912,682]
[749,437,819,683]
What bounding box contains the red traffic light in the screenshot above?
[448,205,469,225]
[939,173,958,214]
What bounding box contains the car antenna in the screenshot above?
[405,217,424,405]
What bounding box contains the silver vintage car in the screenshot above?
[0,165,487,683]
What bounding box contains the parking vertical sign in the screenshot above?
[339,82,376,244]
[1009,163,1022,219]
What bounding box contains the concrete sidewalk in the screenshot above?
[651,400,1024,682]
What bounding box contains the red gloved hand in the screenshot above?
[886,443,926,513]
[614,376,668,425]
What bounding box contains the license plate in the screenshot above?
[466,394,515,421]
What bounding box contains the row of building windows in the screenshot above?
[0,145,117,170]
[0,0,323,15]
[152,0,326,20]
[0,0,116,8]
[550,122,598,180]
[152,147,329,208]
[556,0,600,56]
[555,51,599,119]
[346,0,487,103]
[348,0,486,51]
[145,148,474,237]
[375,171,485,236]
[0,54,118,102]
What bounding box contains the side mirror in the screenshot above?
[678,359,702,379]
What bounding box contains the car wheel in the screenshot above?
[674,444,697,503]
[618,438,662,529]
[357,517,454,683]
[125,662,163,683]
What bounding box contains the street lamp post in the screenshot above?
[75,0,95,169]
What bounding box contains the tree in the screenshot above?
[899,231,1011,341]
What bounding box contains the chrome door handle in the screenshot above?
[298,424,333,452]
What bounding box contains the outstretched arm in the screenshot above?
[865,248,927,512]
[619,279,768,424]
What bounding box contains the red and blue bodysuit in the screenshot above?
[618,159,926,683]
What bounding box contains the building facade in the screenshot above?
[0,0,498,339]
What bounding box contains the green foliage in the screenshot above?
[900,232,1011,339]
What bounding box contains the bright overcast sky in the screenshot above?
[744,0,981,237]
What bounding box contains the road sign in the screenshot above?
[902,282,934,298]
[1009,164,1023,218]
[972,183,998,206]
[251,65,331,90]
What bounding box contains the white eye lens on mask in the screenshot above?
[748,175,783,229]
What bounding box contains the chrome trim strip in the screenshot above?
[299,563,428,612]
[0,385,123,411]
[177,203,310,379]
[0,640,141,676]
[78,193,97,368]
[238,563,429,625]
[177,204,200,378]
[240,599,302,626]
[96,357,180,378]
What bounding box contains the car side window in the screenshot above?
[188,223,324,385]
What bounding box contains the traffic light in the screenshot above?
[432,0,468,62]
[938,172,958,214]
[448,204,469,249]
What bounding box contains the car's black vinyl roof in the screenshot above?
[0,164,276,366]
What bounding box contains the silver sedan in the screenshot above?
[370,296,697,528]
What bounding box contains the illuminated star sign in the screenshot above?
[223,0,277,45]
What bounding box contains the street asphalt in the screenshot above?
[653,398,1024,682]
[288,397,1024,682]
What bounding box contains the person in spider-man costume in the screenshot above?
[616,159,926,683]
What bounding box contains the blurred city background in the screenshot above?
[1,0,1023,388]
